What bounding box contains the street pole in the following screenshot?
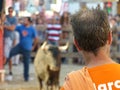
[0,0,5,15]
[0,0,5,82]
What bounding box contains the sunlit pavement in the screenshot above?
[0,63,83,90]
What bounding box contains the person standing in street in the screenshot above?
[4,7,17,81]
[46,17,62,46]
[13,0,20,17]
[6,17,38,81]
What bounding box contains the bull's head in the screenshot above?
[40,41,69,71]
[41,41,69,52]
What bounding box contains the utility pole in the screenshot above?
[0,0,5,15]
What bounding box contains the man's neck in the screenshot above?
[8,14,13,17]
[82,48,115,68]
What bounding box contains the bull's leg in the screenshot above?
[38,77,43,90]
[50,85,53,90]
[47,85,49,90]
[53,81,59,90]
[45,82,49,90]
[54,84,59,90]
[46,83,52,90]
[51,85,59,90]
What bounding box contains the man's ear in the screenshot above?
[74,38,81,51]
[108,31,112,45]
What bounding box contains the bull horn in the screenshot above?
[59,42,69,52]
[41,41,47,49]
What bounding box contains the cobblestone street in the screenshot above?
[0,63,83,90]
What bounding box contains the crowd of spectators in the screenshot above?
[0,6,72,81]
[108,14,120,62]
[1,5,120,81]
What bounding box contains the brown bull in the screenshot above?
[34,42,68,90]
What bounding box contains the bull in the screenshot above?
[34,42,68,90]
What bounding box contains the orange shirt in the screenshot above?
[88,63,120,90]
[61,63,120,90]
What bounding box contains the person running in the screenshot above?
[5,17,38,81]
[61,9,120,90]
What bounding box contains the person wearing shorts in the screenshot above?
[4,7,17,81]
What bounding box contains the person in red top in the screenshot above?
[61,8,120,90]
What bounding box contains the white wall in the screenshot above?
[68,2,104,14]
[68,2,80,14]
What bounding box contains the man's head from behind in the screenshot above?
[71,9,111,55]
